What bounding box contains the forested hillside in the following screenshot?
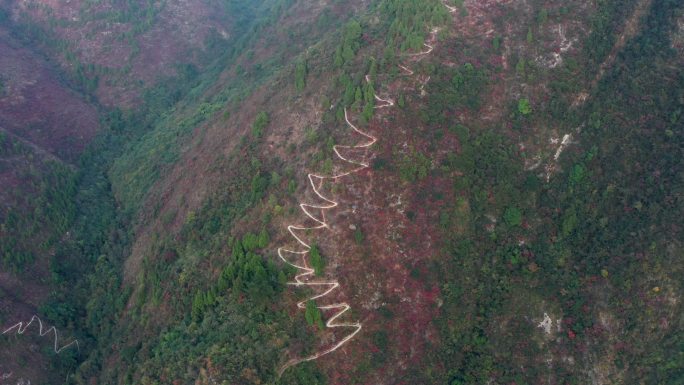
[0,0,682,384]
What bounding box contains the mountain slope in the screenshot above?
[0,0,682,384]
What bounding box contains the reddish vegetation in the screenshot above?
[103,1,616,384]
[0,271,49,321]
[0,25,98,341]
[0,29,100,161]
[0,268,55,383]
[2,0,670,382]
[285,71,450,382]
[0,22,100,384]
[7,0,238,107]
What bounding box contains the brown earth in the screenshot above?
[1,0,674,383]
[0,28,100,162]
[6,0,245,107]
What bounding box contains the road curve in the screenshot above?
[278,1,454,375]
[2,315,79,354]
[277,107,374,376]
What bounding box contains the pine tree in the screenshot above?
[309,244,324,276]
[527,27,533,44]
[192,291,204,321]
[205,290,216,306]
[369,58,378,80]
[344,82,355,106]
[232,240,245,259]
[305,300,325,329]
[294,60,307,92]
[516,59,526,76]
[361,101,374,124]
[342,44,355,63]
[354,227,364,244]
[334,46,343,67]
[257,228,269,249]
[305,300,316,326]
[354,86,363,105]
[314,306,325,329]
[364,82,375,105]
[278,270,287,286]
[251,111,269,138]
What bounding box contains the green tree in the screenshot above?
[368,58,378,80]
[561,207,578,237]
[527,27,533,43]
[192,291,205,321]
[354,227,364,245]
[334,46,344,67]
[257,228,269,249]
[503,207,522,227]
[322,158,333,174]
[305,299,324,329]
[569,164,587,186]
[398,149,430,182]
[361,101,374,124]
[518,98,532,115]
[309,244,324,276]
[252,111,269,138]
[515,59,526,76]
[336,20,363,66]
[538,9,548,25]
[354,86,363,105]
[294,60,307,92]
[492,36,501,51]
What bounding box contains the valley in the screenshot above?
[0,0,682,384]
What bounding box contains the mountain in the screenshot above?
[0,0,682,384]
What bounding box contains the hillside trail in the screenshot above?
[572,0,654,108]
[2,315,79,354]
[278,1,454,376]
[549,0,654,178]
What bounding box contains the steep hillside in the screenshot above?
[0,0,294,381]
[2,0,276,107]
[0,18,99,383]
[0,0,682,384]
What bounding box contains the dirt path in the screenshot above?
[593,0,653,86]
[573,0,654,107]
[551,0,653,178]
[278,1,454,376]
[2,315,79,354]
[277,107,376,376]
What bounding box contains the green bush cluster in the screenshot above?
[334,20,363,67]
[380,0,449,52]
[192,234,284,321]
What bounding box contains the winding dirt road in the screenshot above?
[0,0,457,379]
[278,2,452,375]
[2,315,79,354]
[398,64,415,76]
[277,107,375,375]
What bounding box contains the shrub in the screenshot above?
[252,111,269,138]
[503,207,522,227]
